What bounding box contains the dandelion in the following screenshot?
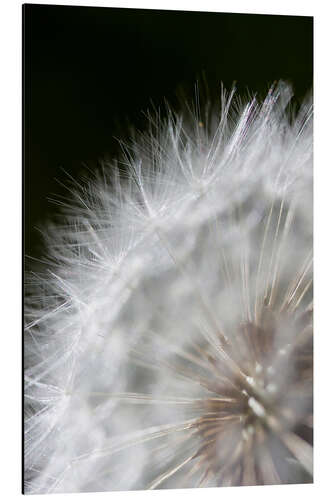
[24,82,313,493]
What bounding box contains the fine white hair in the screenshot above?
[24,82,313,493]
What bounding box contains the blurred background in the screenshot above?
[23,5,313,259]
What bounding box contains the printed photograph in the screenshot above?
[23,4,313,493]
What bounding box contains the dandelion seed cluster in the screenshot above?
[24,83,313,493]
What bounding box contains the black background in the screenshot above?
[23,4,313,260]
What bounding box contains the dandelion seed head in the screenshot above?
[25,82,313,493]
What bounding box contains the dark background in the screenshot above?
[23,4,313,260]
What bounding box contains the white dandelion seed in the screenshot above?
[24,82,313,493]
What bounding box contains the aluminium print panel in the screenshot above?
[23,4,313,494]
